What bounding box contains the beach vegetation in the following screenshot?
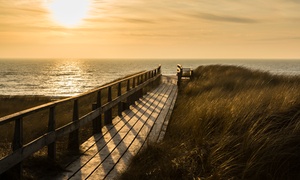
[120,65,300,180]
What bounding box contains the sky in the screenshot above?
[0,0,300,59]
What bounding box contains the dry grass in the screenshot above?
[120,65,300,180]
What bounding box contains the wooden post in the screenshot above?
[145,72,148,81]
[136,75,142,100]
[151,70,154,88]
[137,76,140,85]
[131,77,136,105]
[146,72,149,93]
[158,65,161,74]
[127,79,130,92]
[177,64,182,86]
[104,86,112,124]
[132,77,136,88]
[191,69,194,80]
[10,117,23,179]
[117,82,122,116]
[68,99,79,150]
[92,90,102,134]
[48,106,56,161]
[126,79,132,107]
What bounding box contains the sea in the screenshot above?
[0,59,299,97]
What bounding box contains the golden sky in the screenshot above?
[0,0,300,59]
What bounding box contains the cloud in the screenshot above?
[188,12,259,24]
[257,36,300,42]
[86,17,154,24]
[287,0,300,3]
[118,17,155,24]
[15,7,47,14]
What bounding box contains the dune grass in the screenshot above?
[120,65,300,180]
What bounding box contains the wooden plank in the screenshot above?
[93,90,102,134]
[48,106,56,160]
[68,99,79,150]
[0,131,56,174]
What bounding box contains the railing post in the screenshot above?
[177,64,182,86]
[131,77,137,104]
[48,106,56,161]
[137,76,140,85]
[126,79,132,107]
[144,72,149,93]
[9,117,23,179]
[92,91,102,134]
[150,70,154,87]
[104,86,112,124]
[159,65,161,74]
[191,70,194,80]
[127,79,130,92]
[139,75,144,98]
[132,77,136,88]
[117,82,123,116]
[68,99,79,150]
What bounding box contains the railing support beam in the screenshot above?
[104,87,112,124]
[68,99,79,151]
[48,106,56,161]
[92,90,102,134]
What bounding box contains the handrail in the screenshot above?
[0,69,153,124]
[0,65,161,177]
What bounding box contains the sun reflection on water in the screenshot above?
[50,60,86,97]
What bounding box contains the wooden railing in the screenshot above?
[177,64,194,86]
[0,65,161,178]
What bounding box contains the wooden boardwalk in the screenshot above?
[55,76,177,180]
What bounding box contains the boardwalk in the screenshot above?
[55,76,177,180]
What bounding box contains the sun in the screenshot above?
[47,0,91,28]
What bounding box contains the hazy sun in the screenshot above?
[47,0,91,28]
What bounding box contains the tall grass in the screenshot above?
[120,65,300,180]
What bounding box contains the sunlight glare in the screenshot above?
[48,0,91,28]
